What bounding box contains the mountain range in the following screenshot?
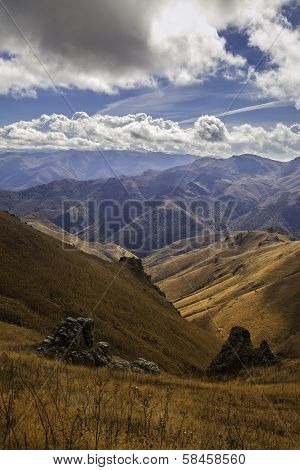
[0,154,299,256]
[0,150,195,190]
[0,150,300,367]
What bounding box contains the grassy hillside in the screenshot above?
[0,332,298,450]
[0,211,219,375]
[0,215,299,450]
[21,214,136,262]
[145,231,300,358]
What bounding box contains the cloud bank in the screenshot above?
[0,112,299,161]
[0,0,298,105]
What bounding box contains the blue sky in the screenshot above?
[0,73,298,129]
[0,0,299,160]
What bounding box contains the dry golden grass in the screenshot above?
[0,352,299,450]
[21,214,135,262]
[145,231,300,358]
[1,215,299,450]
[0,322,299,450]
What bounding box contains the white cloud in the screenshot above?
[0,112,299,161]
[0,0,298,109]
[3,0,297,101]
[248,12,300,106]
[217,99,292,117]
[194,115,228,142]
[0,0,247,97]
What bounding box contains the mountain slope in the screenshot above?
[21,214,136,262]
[145,231,300,358]
[0,211,219,374]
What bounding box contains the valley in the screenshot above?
[0,211,219,375]
[145,230,300,358]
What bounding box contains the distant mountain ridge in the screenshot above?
[0,150,196,190]
[0,154,299,254]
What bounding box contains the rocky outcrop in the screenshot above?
[119,256,181,316]
[253,340,278,367]
[108,359,132,371]
[108,358,160,375]
[207,326,278,377]
[119,256,144,273]
[37,317,95,366]
[93,341,112,367]
[131,358,160,375]
[37,317,160,374]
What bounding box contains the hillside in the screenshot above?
[0,155,299,256]
[0,211,220,374]
[21,214,136,262]
[145,231,300,358]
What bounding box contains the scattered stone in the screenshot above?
[131,358,160,375]
[93,341,112,367]
[37,317,160,374]
[108,360,132,371]
[207,326,278,377]
[109,358,160,375]
[65,349,96,367]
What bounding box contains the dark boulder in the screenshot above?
[65,349,96,367]
[131,358,160,375]
[52,316,94,349]
[93,341,112,367]
[37,317,160,374]
[253,340,278,366]
[37,317,94,361]
[207,326,278,377]
[119,256,144,272]
[108,359,132,371]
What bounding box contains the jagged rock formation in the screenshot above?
[37,316,160,374]
[131,358,160,374]
[120,256,181,315]
[108,358,159,374]
[37,317,96,366]
[119,256,145,272]
[94,341,112,367]
[207,326,278,376]
[253,340,278,367]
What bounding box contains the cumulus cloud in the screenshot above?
[0,112,299,161]
[2,0,297,100]
[247,9,300,106]
[194,116,228,142]
[0,0,247,96]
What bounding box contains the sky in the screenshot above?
[0,0,300,160]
